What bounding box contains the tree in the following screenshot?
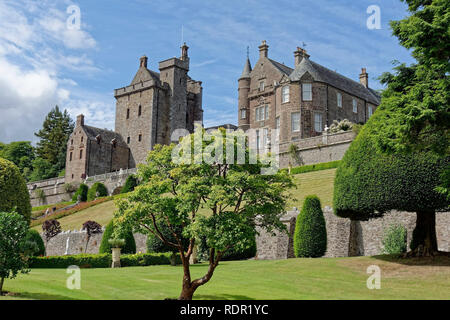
[87,182,108,201]
[333,109,448,256]
[99,220,136,254]
[0,211,30,295]
[121,175,138,194]
[34,106,74,173]
[0,158,31,224]
[28,157,58,182]
[42,219,61,243]
[72,184,89,202]
[24,230,46,257]
[82,221,102,253]
[115,128,293,300]
[0,141,35,179]
[293,195,327,258]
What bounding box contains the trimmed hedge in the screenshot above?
[28,253,179,268]
[121,175,138,194]
[293,195,327,258]
[287,160,341,175]
[0,157,31,223]
[25,229,46,256]
[99,220,136,254]
[72,184,89,202]
[87,182,108,202]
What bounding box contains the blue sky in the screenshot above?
[0,0,414,143]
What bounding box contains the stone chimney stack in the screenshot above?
[259,40,269,59]
[294,47,310,66]
[359,68,368,88]
[181,42,189,61]
[140,55,148,68]
[76,114,84,127]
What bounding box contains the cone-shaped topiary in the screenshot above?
[0,158,31,224]
[294,195,327,258]
[121,175,138,194]
[99,220,136,254]
[24,229,46,256]
[87,182,108,201]
[72,184,89,202]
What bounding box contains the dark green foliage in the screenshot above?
[333,110,448,221]
[87,182,108,201]
[121,175,138,194]
[0,141,34,179]
[72,184,89,202]
[288,160,341,175]
[294,195,327,258]
[147,222,189,254]
[382,224,407,255]
[99,221,136,254]
[24,229,46,256]
[220,236,256,261]
[0,158,31,224]
[28,252,179,269]
[28,157,58,182]
[34,106,74,173]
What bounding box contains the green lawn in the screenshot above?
[2,256,449,300]
[32,169,337,231]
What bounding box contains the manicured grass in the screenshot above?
[1,256,449,300]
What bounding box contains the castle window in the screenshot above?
[71,139,73,145]
[368,105,373,118]
[81,136,84,143]
[353,98,358,113]
[240,109,246,119]
[79,149,83,159]
[302,83,312,101]
[259,81,265,92]
[138,134,142,142]
[263,128,269,146]
[70,152,73,161]
[138,105,142,116]
[256,130,261,152]
[127,137,130,144]
[291,112,300,132]
[127,108,130,119]
[282,86,290,103]
[255,105,269,121]
[337,92,342,107]
[276,117,280,129]
[314,113,323,132]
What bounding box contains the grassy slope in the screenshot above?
[31,168,337,231]
[1,256,449,300]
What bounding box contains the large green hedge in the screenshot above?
[24,229,46,256]
[0,158,31,223]
[293,195,327,258]
[287,160,341,175]
[87,182,108,202]
[72,184,89,202]
[99,220,136,254]
[28,253,179,268]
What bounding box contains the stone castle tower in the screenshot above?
[65,44,203,183]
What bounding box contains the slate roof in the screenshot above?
[268,59,294,76]
[83,125,127,146]
[289,57,380,105]
[240,58,252,79]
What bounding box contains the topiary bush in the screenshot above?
[72,184,89,202]
[382,224,407,255]
[121,175,138,194]
[0,158,31,224]
[24,229,46,256]
[87,182,108,202]
[293,195,327,258]
[99,220,136,254]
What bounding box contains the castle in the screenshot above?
[64,40,381,183]
[238,41,380,146]
[65,44,203,183]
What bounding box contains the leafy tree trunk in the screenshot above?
[0,277,4,295]
[409,210,438,256]
[179,254,195,300]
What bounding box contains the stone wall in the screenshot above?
[27,177,72,208]
[43,229,148,256]
[256,207,450,259]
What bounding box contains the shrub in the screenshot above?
[293,195,327,258]
[328,119,353,133]
[382,224,407,255]
[28,253,179,269]
[121,175,138,194]
[72,184,89,202]
[42,219,61,242]
[0,158,32,224]
[99,221,136,254]
[24,229,46,256]
[87,182,108,202]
